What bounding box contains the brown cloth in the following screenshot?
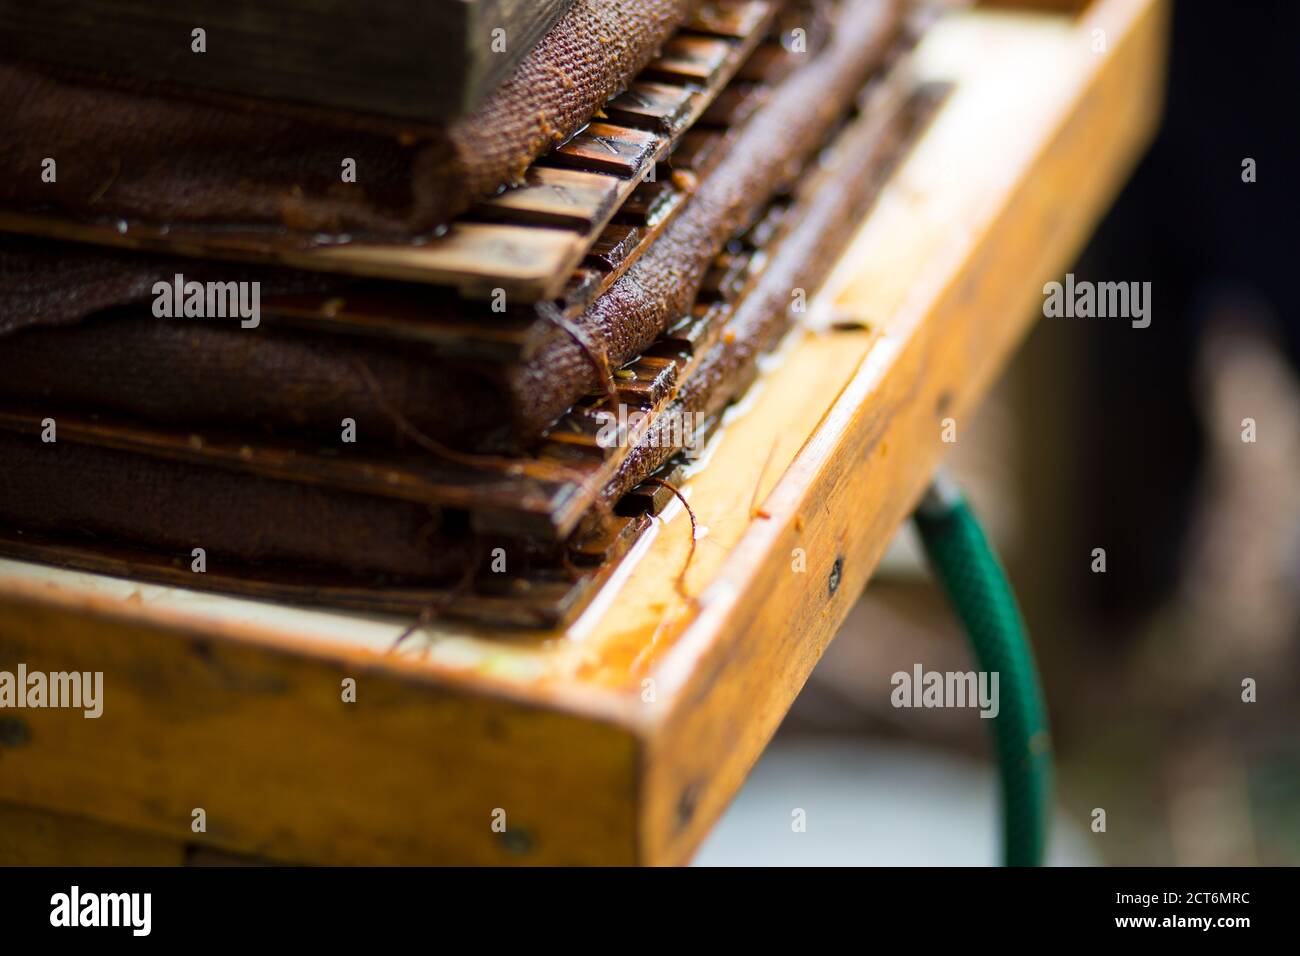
[0,431,464,580]
[0,0,699,241]
[599,79,918,516]
[0,235,339,336]
[503,0,904,438]
[0,311,506,449]
[0,80,915,587]
[0,0,903,454]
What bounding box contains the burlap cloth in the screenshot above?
[0,0,903,454]
[0,45,917,584]
[0,0,699,240]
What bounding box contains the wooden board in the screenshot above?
[0,0,573,122]
[0,0,1167,865]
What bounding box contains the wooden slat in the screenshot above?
[686,0,776,39]
[614,469,686,517]
[559,267,607,306]
[541,123,663,177]
[307,222,585,298]
[584,223,646,271]
[643,36,736,85]
[558,181,688,308]
[266,175,688,352]
[616,180,681,225]
[664,301,730,351]
[614,355,679,408]
[473,167,624,230]
[604,82,698,132]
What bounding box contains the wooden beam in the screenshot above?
[641,0,1168,862]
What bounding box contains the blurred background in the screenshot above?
[698,0,1300,865]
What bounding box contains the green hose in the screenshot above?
[912,474,1053,867]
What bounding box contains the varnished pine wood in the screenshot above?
[0,0,1167,865]
[0,801,185,866]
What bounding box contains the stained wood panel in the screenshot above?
[0,0,573,122]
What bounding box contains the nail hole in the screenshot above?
[676,782,702,829]
[828,556,844,597]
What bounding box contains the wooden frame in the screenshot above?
[0,0,1167,865]
[0,2,779,300]
[0,0,573,122]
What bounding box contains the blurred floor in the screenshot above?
[700,311,1300,867]
[696,0,1300,868]
[694,736,1098,866]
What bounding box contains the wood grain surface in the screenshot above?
[0,0,1167,865]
